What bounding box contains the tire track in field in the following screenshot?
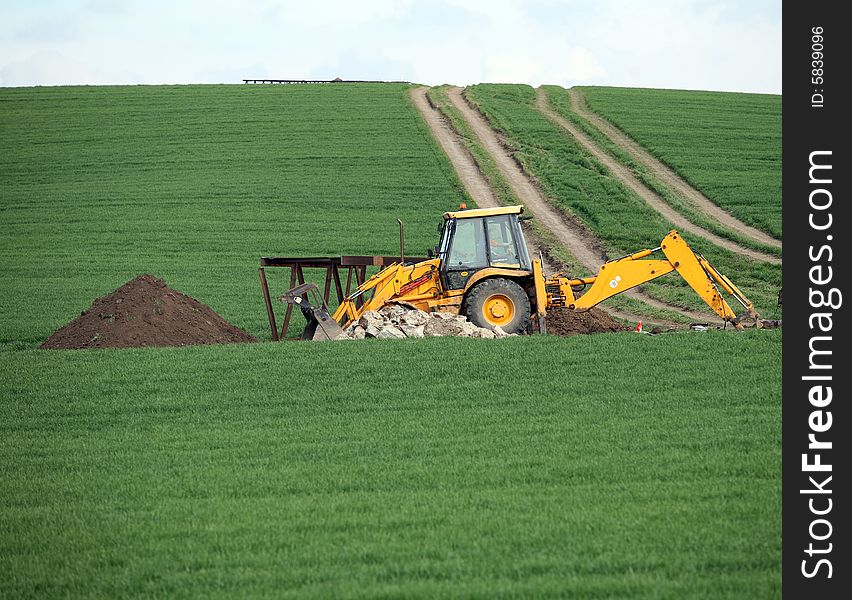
[441,86,723,324]
[411,88,563,277]
[534,88,782,266]
[410,87,673,327]
[566,88,782,250]
[410,87,501,208]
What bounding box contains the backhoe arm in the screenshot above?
[331,259,442,326]
[332,263,404,325]
[549,231,758,324]
[658,231,756,322]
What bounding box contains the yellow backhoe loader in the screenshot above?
[285,205,759,339]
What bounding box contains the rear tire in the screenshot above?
[463,278,531,334]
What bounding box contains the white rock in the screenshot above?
[376,325,406,340]
[351,305,514,341]
[424,317,465,337]
[359,310,384,330]
[472,328,496,339]
[399,324,426,338]
[433,312,457,321]
[379,305,407,321]
[458,321,481,337]
[401,310,429,327]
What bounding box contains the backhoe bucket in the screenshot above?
[731,306,763,329]
[281,283,345,341]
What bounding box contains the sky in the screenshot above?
[0,0,781,93]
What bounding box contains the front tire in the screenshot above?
[463,278,531,334]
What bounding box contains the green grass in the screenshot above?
[1,83,781,597]
[1,330,781,598]
[426,86,517,209]
[577,87,781,238]
[0,84,465,345]
[540,86,780,257]
[426,86,694,326]
[465,84,781,319]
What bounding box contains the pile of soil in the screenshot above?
[41,274,256,350]
[544,307,631,336]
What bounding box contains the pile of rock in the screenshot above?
[339,305,515,340]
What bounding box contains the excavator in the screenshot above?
[284,204,759,339]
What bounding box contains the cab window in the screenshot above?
[485,215,520,266]
[446,218,487,270]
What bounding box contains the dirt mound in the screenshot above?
[545,307,631,336]
[41,274,256,349]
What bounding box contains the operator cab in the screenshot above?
[436,205,532,290]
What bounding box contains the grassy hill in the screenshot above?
[578,87,781,238]
[0,83,464,345]
[466,84,781,319]
[0,83,780,598]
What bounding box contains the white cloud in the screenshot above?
[575,0,781,92]
[1,51,96,86]
[86,0,134,16]
[0,0,780,92]
[562,48,608,82]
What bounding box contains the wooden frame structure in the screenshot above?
[259,255,425,340]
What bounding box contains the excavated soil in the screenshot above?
[545,307,631,336]
[41,274,256,349]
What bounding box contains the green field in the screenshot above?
[1,84,781,597]
[466,84,781,319]
[426,85,694,325]
[0,84,464,345]
[2,332,780,598]
[578,87,782,238]
[540,86,780,256]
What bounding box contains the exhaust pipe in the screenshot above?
[397,218,405,264]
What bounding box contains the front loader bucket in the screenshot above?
[301,305,346,340]
[281,283,345,341]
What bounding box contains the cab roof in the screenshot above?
[442,205,524,220]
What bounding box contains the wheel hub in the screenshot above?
[483,294,515,326]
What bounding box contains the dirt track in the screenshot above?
[410,87,501,209]
[431,86,723,325]
[410,87,681,327]
[566,88,782,250]
[411,88,560,271]
[443,87,603,273]
[534,88,781,266]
